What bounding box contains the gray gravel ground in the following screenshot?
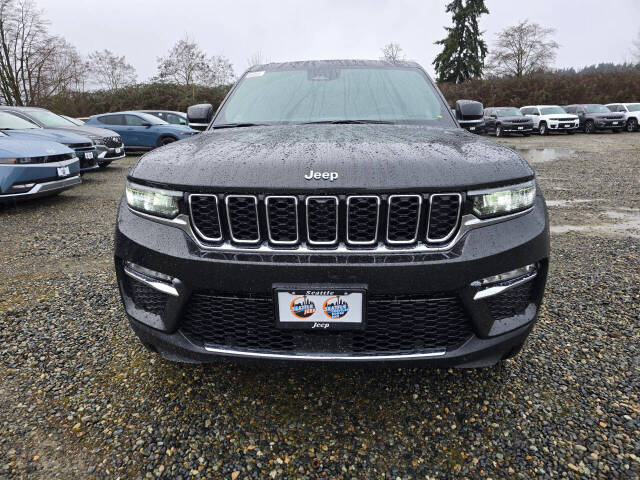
[0,133,638,479]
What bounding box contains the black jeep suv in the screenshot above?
[115,60,549,367]
[484,107,533,137]
[564,104,625,133]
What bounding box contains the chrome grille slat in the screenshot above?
[225,195,260,244]
[306,196,338,245]
[265,196,299,245]
[346,195,380,245]
[427,193,462,243]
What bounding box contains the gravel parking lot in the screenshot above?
[1,133,638,479]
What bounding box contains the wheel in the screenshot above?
[156,136,177,147]
[538,122,548,135]
[627,118,638,132]
[495,124,502,137]
[98,161,112,169]
[584,120,595,134]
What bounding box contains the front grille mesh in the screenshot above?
[181,291,473,354]
[103,136,122,148]
[189,193,462,249]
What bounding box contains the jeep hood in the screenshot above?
[129,124,534,191]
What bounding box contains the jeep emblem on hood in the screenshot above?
[304,170,339,181]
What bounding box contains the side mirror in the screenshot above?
[141,122,152,128]
[187,103,214,131]
[455,100,484,121]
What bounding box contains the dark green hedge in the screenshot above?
[42,83,232,117]
[438,71,640,107]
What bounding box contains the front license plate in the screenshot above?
[275,288,365,330]
[563,124,571,128]
[518,126,523,130]
[115,147,121,153]
[470,126,476,131]
[85,152,93,159]
[57,166,70,177]
[612,122,618,125]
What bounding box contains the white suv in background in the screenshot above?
[605,103,640,132]
[520,105,579,135]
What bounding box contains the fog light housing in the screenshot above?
[124,261,178,297]
[472,263,537,300]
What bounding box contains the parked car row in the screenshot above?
[454,100,640,137]
[1,107,195,203]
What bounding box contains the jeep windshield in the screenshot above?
[213,65,454,127]
[496,108,523,117]
[584,105,610,113]
[540,107,567,115]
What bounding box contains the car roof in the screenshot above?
[247,59,422,72]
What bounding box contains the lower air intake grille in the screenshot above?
[124,276,168,316]
[486,281,534,320]
[180,292,473,354]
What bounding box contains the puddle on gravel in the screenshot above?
[551,209,640,238]
[546,199,601,207]
[517,148,576,163]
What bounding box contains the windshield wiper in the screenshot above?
[211,122,268,129]
[301,119,395,125]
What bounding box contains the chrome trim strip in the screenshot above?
[123,266,179,297]
[467,180,535,196]
[225,194,260,244]
[473,271,538,300]
[129,205,534,254]
[386,194,422,245]
[188,194,223,242]
[265,195,299,245]
[1,175,81,198]
[203,345,447,360]
[305,196,339,246]
[426,193,462,243]
[346,195,381,246]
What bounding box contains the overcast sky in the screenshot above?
[38,0,640,81]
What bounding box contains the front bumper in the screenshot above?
[75,150,99,172]
[114,195,550,366]
[502,124,533,133]
[95,145,126,162]
[0,174,81,201]
[548,122,579,130]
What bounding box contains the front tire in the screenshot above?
[584,120,595,134]
[627,118,638,132]
[539,122,548,135]
[156,136,177,147]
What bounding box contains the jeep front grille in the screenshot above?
[188,192,463,250]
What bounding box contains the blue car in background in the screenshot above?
[85,111,197,150]
[0,133,80,202]
[0,111,99,172]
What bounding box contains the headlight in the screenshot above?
[0,157,29,164]
[470,181,536,218]
[125,183,181,218]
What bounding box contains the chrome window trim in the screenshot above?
[346,195,381,246]
[188,194,223,242]
[203,345,446,360]
[386,194,422,245]
[265,195,299,245]
[426,193,462,243]
[129,204,533,254]
[225,194,260,244]
[305,196,339,246]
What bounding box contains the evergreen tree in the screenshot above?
[433,0,489,83]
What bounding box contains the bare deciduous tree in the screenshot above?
[632,29,640,63]
[247,51,268,68]
[156,36,235,88]
[486,20,559,77]
[0,0,83,105]
[380,42,404,63]
[87,49,136,90]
